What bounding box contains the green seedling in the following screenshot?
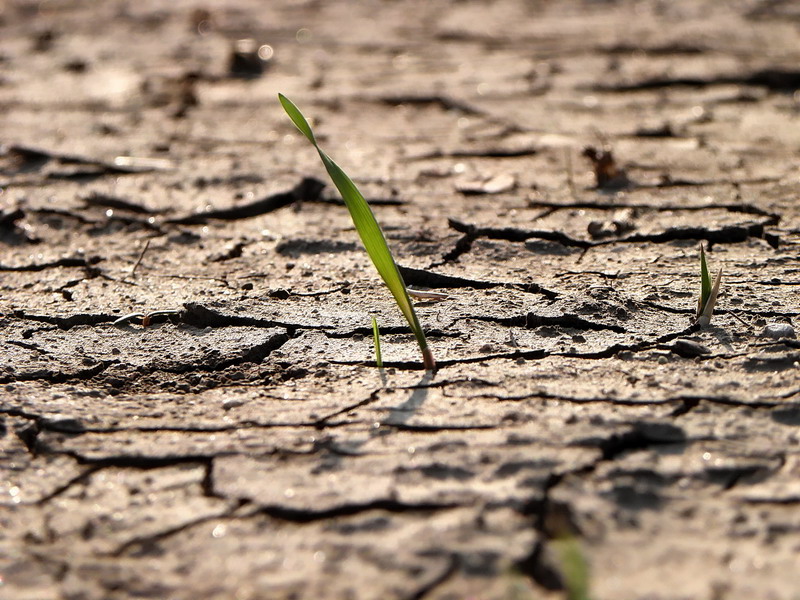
[553,536,592,600]
[371,316,383,368]
[279,93,435,370]
[696,243,722,327]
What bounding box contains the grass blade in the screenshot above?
[278,94,316,144]
[372,316,383,368]
[553,536,591,600]
[700,267,723,324]
[697,243,722,326]
[279,93,434,370]
[697,243,712,318]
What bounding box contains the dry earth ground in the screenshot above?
[2,1,800,599]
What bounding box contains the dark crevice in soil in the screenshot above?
[719,308,800,318]
[11,412,222,462]
[69,453,216,469]
[180,302,331,333]
[599,42,708,56]
[435,230,478,265]
[0,255,102,272]
[314,379,493,427]
[739,495,800,505]
[332,323,703,368]
[593,423,687,461]
[385,422,496,432]
[513,539,565,592]
[557,324,699,359]
[322,326,457,339]
[450,218,778,250]
[669,397,701,417]
[267,284,350,298]
[480,390,656,405]
[110,511,233,558]
[109,331,291,384]
[0,360,114,385]
[471,312,626,333]
[107,466,248,559]
[527,199,780,221]
[515,416,694,593]
[639,300,694,315]
[7,339,49,353]
[255,499,462,524]
[317,195,407,207]
[28,207,165,234]
[377,94,486,116]
[314,389,382,426]
[201,459,219,499]
[399,264,559,299]
[719,461,781,492]
[594,68,800,92]
[210,240,248,262]
[1,328,290,389]
[218,333,290,369]
[632,176,784,192]
[11,417,40,454]
[167,177,326,224]
[12,311,117,328]
[642,300,800,320]
[52,421,323,435]
[614,222,777,248]
[407,143,538,160]
[449,218,592,249]
[1,143,159,179]
[0,207,40,244]
[0,405,81,434]
[671,393,786,409]
[82,191,161,214]
[28,207,95,225]
[332,348,550,370]
[492,390,781,410]
[36,466,101,504]
[514,472,573,592]
[405,553,460,600]
[515,415,698,592]
[275,238,358,257]
[755,279,800,286]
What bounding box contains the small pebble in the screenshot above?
[222,398,246,410]
[670,339,712,358]
[760,323,796,339]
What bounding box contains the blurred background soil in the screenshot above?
[2,1,800,599]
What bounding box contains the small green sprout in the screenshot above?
[371,316,383,368]
[696,243,722,327]
[279,93,434,370]
[553,536,592,600]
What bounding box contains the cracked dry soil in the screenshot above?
[2,1,800,599]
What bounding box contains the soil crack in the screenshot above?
[471,312,625,333]
[0,255,102,272]
[594,67,800,93]
[450,218,777,250]
[399,264,558,299]
[255,499,462,523]
[167,177,326,224]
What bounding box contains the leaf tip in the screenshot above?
[278,93,316,144]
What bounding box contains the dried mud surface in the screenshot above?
[2,1,800,599]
